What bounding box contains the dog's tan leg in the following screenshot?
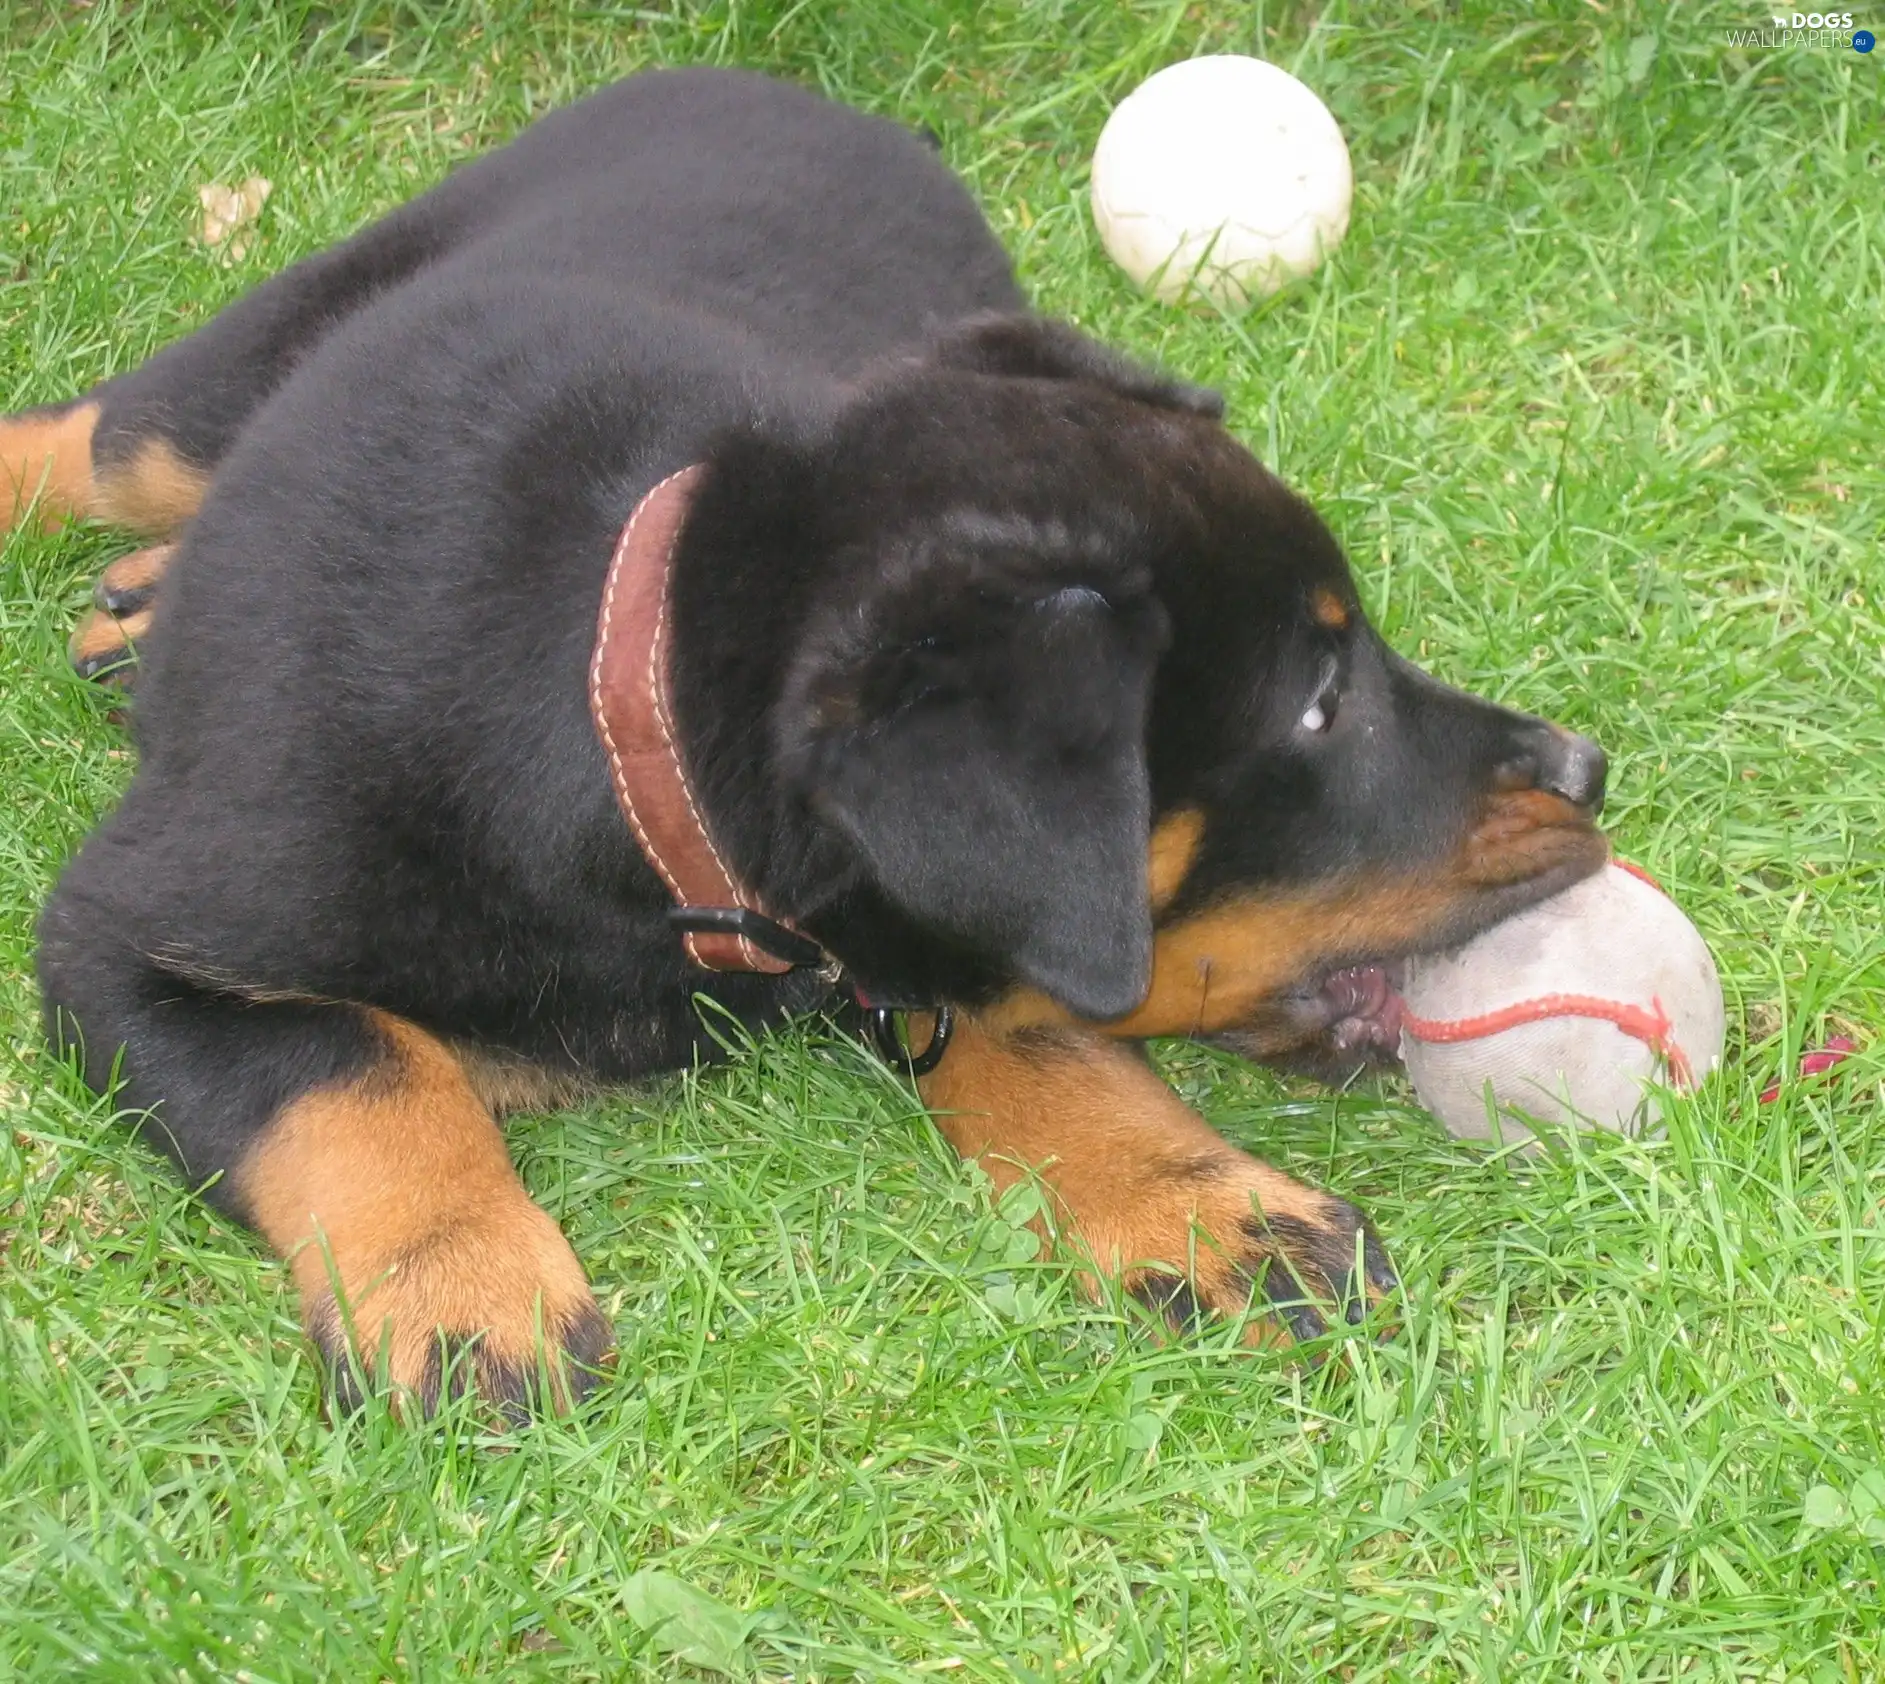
[2,402,210,538]
[90,436,211,536]
[919,1012,1395,1342]
[64,544,176,685]
[2,403,101,532]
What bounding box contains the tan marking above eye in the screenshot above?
[1309,588,1350,630]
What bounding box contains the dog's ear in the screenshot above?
[780,541,1169,1020]
[926,312,1225,419]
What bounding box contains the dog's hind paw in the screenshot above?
[69,543,174,687]
[69,603,150,686]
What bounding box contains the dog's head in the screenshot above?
[695,315,1607,1072]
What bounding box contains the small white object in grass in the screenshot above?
[1090,55,1353,309]
[1399,862,1726,1144]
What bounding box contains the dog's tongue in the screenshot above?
[1322,964,1404,1054]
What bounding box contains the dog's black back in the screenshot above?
[100,70,1023,470]
[72,71,1032,1083]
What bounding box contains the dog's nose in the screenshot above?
[1494,726,1607,813]
[1537,727,1607,812]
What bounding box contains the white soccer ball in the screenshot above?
[1090,55,1353,309]
[1399,863,1727,1145]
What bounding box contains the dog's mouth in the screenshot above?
[1196,833,1611,1081]
[1299,835,1611,1064]
[1206,956,1412,1078]
[1314,961,1406,1058]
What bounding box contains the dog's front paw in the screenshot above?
[922,1019,1396,1350]
[1120,1161,1397,1347]
[291,1195,612,1420]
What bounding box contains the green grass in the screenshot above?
[3,1,1882,1677]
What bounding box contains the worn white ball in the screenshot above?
[1399,863,1726,1144]
[1090,55,1353,309]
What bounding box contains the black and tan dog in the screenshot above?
[5,68,1607,1416]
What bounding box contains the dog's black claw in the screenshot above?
[1242,1205,1396,1340]
[1357,1227,1399,1303]
[1262,1285,1329,1345]
[94,577,156,617]
[311,1296,613,1424]
[72,646,137,686]
[1131,1271,1207,1336]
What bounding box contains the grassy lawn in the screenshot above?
[3,0,1882,1676]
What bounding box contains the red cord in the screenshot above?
[1401,991,1695,1090]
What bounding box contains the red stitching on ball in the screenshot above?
[1401,991,1696,1090]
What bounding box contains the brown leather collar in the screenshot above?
[588,464,813,974]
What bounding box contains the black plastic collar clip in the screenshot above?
[665,905,829,970]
